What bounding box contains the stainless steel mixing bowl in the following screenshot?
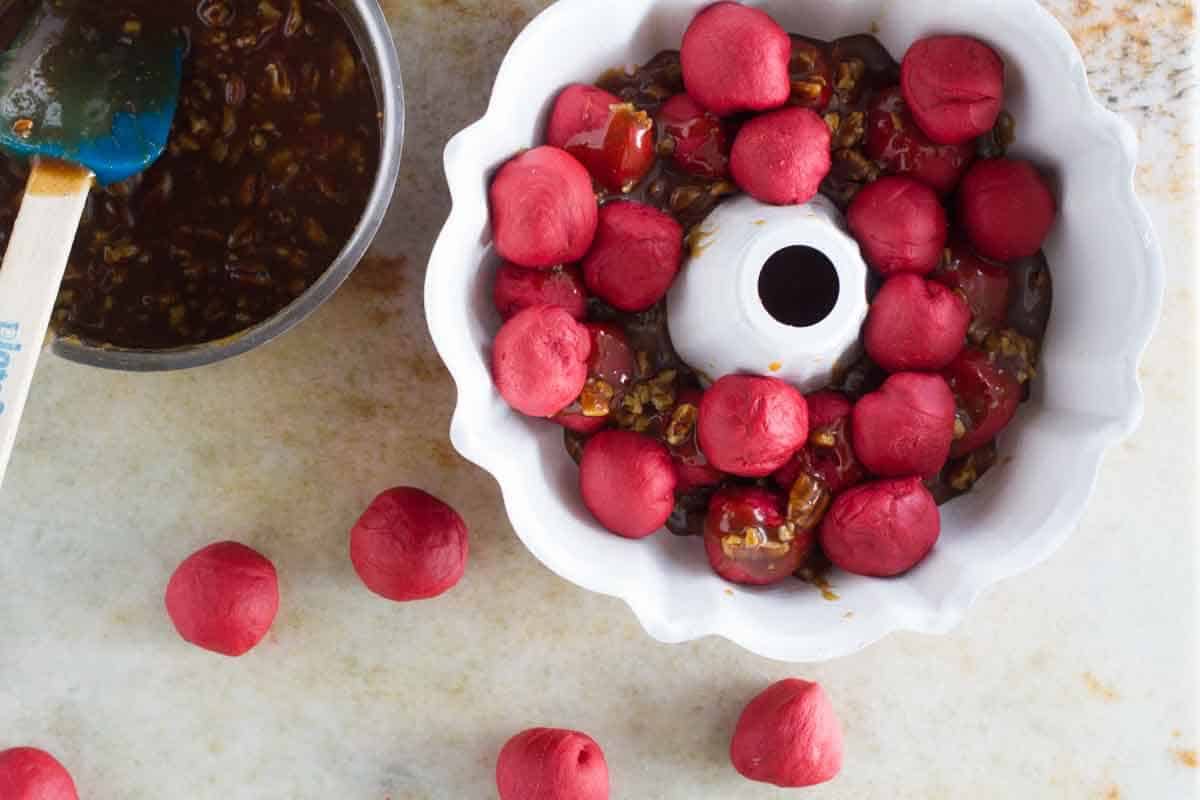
[50,0,404,371]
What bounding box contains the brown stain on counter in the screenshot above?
[1082,672,1120,702]
[352,253,409,295]
[1174,748,1198,768]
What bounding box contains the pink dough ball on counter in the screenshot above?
[580,430,678,538]
[164,541,279,657]
[820,476,941,576]
[0,748,79,800]
[730,679,844,788]
[680,2,792,116]
[496,728,610,800]
[959,158,1057,262]
[731,107,832,206]
[864,274,970,372]
[490,146,598,269]
[699,374,810,478]
[582,201,683,312]
[901,35,1004,145]
[349,487,469,601]
[847,176,948,276]
[852,372,957,478]
[493,262,588,321]
[492,305,592,418]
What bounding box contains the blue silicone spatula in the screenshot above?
[0,5,182,485]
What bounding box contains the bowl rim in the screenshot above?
[50,0,406,373]
[424,0,1166,661]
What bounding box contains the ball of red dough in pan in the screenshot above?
[165,541,279,657]
[819,476,941,576]
[704,486,810,586]
[730,679,844,788]
[496,728,609,800]
[901,35,1004,145]
[546,83,655,193]
[350,487,469,601]
[864,274,970,372]
[699,374,809,478]
[680,2,791,116]
[546,83,621,152]
[773,391,865,496]
[959,158,1057,262]
[0,748,78,800]
[493,262,588,322]
[671,387,725,491]
[864,86,975,195]
[847,176,948,276]
[490,146,598,269]
[580,430,678,538]
[582,201,683,312]
[492,263,590,323]
[852,372,956,478]
[554,323,636,436]
[731,107,832,206]
[492,305,592,418]
[658,93,730,178]
[944,348,1022,458]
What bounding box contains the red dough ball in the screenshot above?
[819,477,941,576]
[731,107,832,206]
[547,84,620,151]
[490,146,598,269]
[699,375,809,478]
[496,728,609,800]
[864,274,970,372]
[773,391,865,496]
[931,239,1012,333]
[847,176,948,276]
[547,83,655,193]
[582,201,683,312]
[901,35,1004,145]
[350,487,469,601]
[959,158,1057,262]
[493,263,587,322]
[0,748,78,800]
[730,679,843,788]
[165,541,279,657]
[704,486,811,586]
[580,430,678,538]
[864,86,975,194]
[680,2,791,116]
[852,373,956,478]
[944,348,1022,457]
[554,323,636,435]
[658,93,730,178]
[492,305,592,418]
[670,388,724,491]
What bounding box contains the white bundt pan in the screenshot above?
[425,0,1164,662]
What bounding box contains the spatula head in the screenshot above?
[0,2,182,186]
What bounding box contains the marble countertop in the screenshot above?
[1,1,1196,797]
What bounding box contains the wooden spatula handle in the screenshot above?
[0,158,92,486]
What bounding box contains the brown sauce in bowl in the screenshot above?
[0,0,381,349]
